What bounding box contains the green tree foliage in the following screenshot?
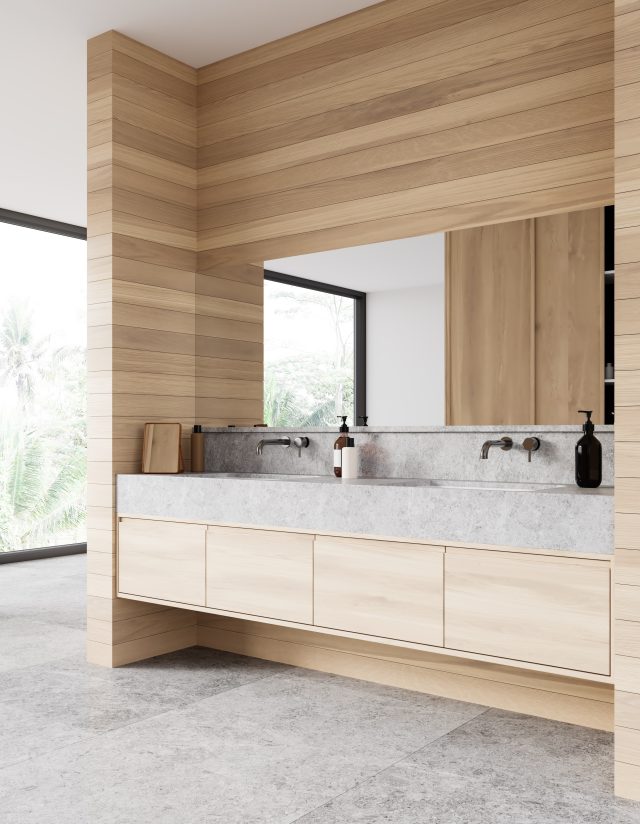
[264,285,355,427]
[0,303,86,551]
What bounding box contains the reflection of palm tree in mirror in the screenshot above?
[0,299,86,551]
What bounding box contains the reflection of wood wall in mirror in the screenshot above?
[141,423,183,474]
[446,220,535,425]
[535,209,604,424]
[446,208,604,425]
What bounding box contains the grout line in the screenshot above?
[287,707,491,823]
[0,649,291,776]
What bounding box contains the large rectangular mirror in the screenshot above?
[262,206,614,428]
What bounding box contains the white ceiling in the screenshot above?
[0,1,380,226]
[266,233,445,293]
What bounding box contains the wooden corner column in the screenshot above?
[86,31,198,666]
[614,0,640,800]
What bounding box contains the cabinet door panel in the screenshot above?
[314,536,444,646]
[445,548,610,674]
[118,518,206,606]
[206,526,313,623]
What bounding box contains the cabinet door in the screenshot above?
[445,548,610,674]
[118,518,205,606]
[206,526,313,623]
[314,536,444,646]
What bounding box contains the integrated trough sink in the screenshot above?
[193,472,566,492]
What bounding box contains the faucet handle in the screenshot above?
[293,436,310,457]
[522,437,541,463]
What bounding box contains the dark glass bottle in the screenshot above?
[333,416,349,478]
[575,410,602,488]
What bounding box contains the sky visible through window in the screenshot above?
[0,222,86,551]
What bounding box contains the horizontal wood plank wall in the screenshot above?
[196,0,614,268]
[195,262,263,425]
[197,615,614,730]
[86,31,199,666]
[614,0,640,801]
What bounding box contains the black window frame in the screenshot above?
[0,208,87,563]
[264,269,367,425]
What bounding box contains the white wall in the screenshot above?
[366,284,445,426]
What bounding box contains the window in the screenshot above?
[0,211,87,554]
[263,270,365,427]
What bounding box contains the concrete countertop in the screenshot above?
[116,473,614,556]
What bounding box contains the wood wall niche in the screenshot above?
[445,208,604,425]
[87,0,617,754]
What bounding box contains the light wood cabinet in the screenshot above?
[314,536,444,646]
[118,518,206,606]
[444,548,610,675]
[206,526,313,623]
[116,517,611,680]
[446,207,604,425]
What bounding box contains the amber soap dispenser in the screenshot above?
[334,416,350,478]
[575,410,602,488]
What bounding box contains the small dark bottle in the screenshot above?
[191,424,205,473]
[575,410,602,488]
[333,416,349,478]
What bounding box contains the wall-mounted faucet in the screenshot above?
[256,436,290,455]
[256,435,310,457]
[480,436,513,459]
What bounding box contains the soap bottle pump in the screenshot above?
[334,416,350,478]
[575,410,602,488]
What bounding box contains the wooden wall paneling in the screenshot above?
[615,0,640,800]
[534,208,604,423]
[195,263,263,425]
[445,220,535,424]
[197,0,613,267]
[87,31,198,666]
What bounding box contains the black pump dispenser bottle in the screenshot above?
[575,410,602,488]
[334,416,349,478]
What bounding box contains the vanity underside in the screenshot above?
[110,515,614,732]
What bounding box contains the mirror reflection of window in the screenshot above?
[263,278,356,427]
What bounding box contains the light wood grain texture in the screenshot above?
[87,626,198,668]
[616,762,640,801]
[616,619,640,657]
[196,615,613,730]
[617,514,640,550]
[444,548,610,674]
[617,726,640,766]
[534,208,604,423]
[314,535,444,646]
[446,220,534,424]
[197,0,613,261]
[87,32,200,665]
[447,208,604,424]
[618,691,640,729]
[206,526,313,623]
[118,518,206,605]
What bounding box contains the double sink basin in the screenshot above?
[196,473,566,493]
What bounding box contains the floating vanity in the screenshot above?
[116,470,614,686]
